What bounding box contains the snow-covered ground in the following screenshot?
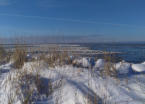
[0,58,145,104]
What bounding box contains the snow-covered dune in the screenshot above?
[132,63,145,72]
[0,58,145,104]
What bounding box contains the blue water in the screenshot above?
[79,43,145,63]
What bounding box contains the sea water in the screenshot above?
[80,43,145,63]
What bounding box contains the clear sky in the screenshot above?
[0,0,145,42]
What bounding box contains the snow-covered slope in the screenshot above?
[132,63,145,72]
[0,58,145,104]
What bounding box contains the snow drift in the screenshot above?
[0,58,145,104]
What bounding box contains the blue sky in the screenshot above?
[0,0,145,42]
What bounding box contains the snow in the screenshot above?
[0,58,145,104]
[142,62,145,65]
[132,64,145,72]
[73,57,90,68]
[115,61,131,74]
[95,59,105,68]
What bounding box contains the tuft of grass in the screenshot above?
[102,52,117,77]
[0,45,10,64]
[0,45,6,58]
[41,50,71,67]
[13,46,26,69]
